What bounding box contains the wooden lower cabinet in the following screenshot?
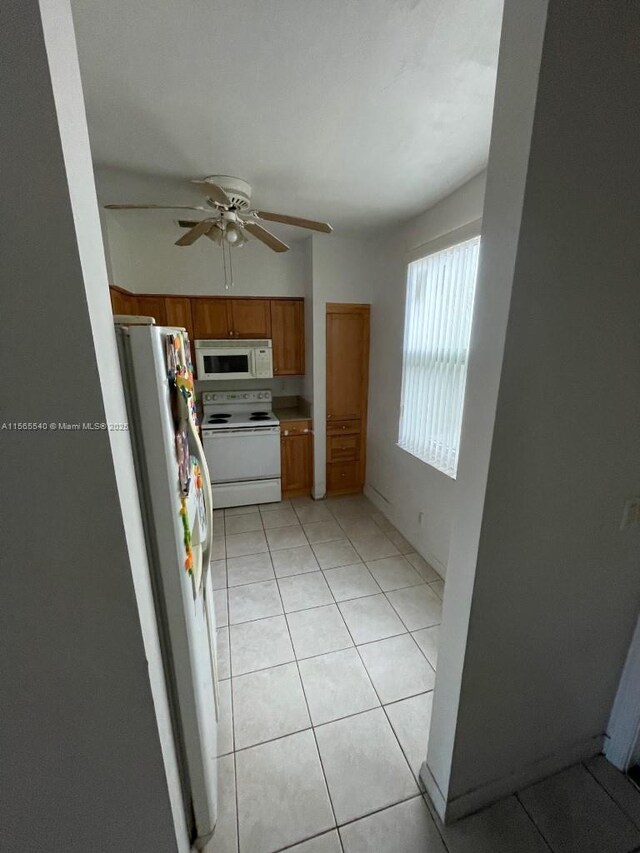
[327,461,360,493]
[281,420,313,498]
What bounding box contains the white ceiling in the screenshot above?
[72,0,503,234]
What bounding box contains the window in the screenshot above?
[398,235,480,478]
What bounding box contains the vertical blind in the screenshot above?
[398,235,480,478]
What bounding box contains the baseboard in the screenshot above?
[420,761,447,821]
[363,483,448,578]
[282,486,313,499]
[422,734,604,824]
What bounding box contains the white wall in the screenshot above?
[309,235,378,497]
[366,173,486,575]
[104,206,310,297]
[426,0,640,820]
[1,1,183,849]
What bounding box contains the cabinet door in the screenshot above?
[230,299,271,338]
[164,297,194,341]
[110,288,129,314]
[326,307,370,420]
[192,298,232,339]
[271,300,304,375]
[281,433,312,495]
[135,295,167,325]
[327,461,360,493]
[110,288,138,314]
[328,433,360,463]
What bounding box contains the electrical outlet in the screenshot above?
[418,511,425,527]
[620,497,640,530]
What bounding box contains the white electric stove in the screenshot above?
[201,390,281,508]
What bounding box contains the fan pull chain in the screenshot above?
[221,237,229,290]
[227,241,234,289]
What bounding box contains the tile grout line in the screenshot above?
[582,759,640,840]
[218,685,437,759]
[320,500,439,801]
[270,548,346,853]
[513,790,557,853]
[220,496,441,850]
[307,529,423,811]
[271,793,430,853]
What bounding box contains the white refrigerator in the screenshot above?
[116,321,219,850]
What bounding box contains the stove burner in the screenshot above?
[250,414,271,421]
[210,413,231,419]
[251,411,269,417]
[208,417,230,424]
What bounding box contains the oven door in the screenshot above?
[196,347,256,380]
[202,427,281,484]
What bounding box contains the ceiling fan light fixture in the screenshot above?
[225,224,239,244]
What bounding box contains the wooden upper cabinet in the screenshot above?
[192,298,232,339]
[271,299,304,375]
[109,291,304,375]
[164,297,194,341]
[135,295,167,325]
[326,306,370,420]
[229,299,271,338]
[110,287,138,315]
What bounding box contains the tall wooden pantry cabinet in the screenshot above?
[325,303,370,495]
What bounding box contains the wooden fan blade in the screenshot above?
[243,221,290,253]
[191,181,232,206]
[255,210,333,233]
[175,219,214,246]
[105,203,211,211]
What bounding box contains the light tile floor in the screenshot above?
[208,495,640,853]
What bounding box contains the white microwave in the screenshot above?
[195,339,273,380]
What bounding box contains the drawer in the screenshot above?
[327,419,360,436]
[280,419,312,436]
[327,461,360,491]
[328,433,360,463]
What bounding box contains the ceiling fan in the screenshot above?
[105,175,333,253]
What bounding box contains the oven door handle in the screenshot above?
[202,427,280,438]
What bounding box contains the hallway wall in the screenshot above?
[426,0,640,819]
[366,173,486,576]
[0,2,182,849]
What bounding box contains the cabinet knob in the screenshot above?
[274,367,279,374]
[341,425,347,430]
[327,414,332,420]
[228,330,234,336]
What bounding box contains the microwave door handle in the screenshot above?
[248,348,257,377]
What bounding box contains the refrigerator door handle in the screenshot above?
[188,413,214,568]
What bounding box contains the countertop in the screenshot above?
[273,395,312,423]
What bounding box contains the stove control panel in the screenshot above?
[202,390,272,405]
